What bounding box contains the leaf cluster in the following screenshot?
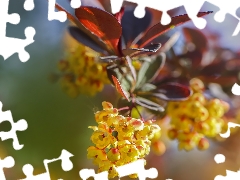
[54,2,212,118]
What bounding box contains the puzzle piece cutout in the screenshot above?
[219,122,240,138]
[20,149,73,180]
[110,0,240,35]
[79,159,158,180]
[0,0,36,62]
[24,0,35,11]
[0,101,28,150]
[232,83,240,95]
[214,154,240,180]
[0,156,15,180]
[48,0,105,22]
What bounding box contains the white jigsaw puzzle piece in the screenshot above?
[70,0,81,9]
[79,159,158,180]
[117,159,158,180]
[0,101,28,150]
[231,83,240,95]
[20,149,73,180]
[110,0,207,28]
[20,164,50,180]
[48,0,68,22]
[219,122,240,138]
[79,169,109,180]
[0,0,36,62]
[110,0,240,34]
[215,170,240,180]
[43,149,74,172]
[0,156,15,180]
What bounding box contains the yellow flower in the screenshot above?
[57,42,110,97]
[166,78,230,151]
[87,101,162,179]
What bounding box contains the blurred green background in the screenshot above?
[0,0,239,179]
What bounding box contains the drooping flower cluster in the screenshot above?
[167,78,230,151]
[57,43,110,97]
[87,101,161,178]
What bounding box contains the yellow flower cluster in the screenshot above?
[57,43,110,97]
[87,101,161,179]
[167,78,229,151]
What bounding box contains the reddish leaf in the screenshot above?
[54,3,108,52]
[114,7,125,23]
[121,7,152,46]
[68,26,108,53]
[151,83,192,101]
[199,61,226,76]
[198,76,238,87]
[138,11,213,48]
[75,7,122,55]
[177,49,203,68]
[182,27,208,53]
[225,58,240,71]
[112,75,130,101]
[79,0,105,9]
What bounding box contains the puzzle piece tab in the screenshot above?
[215,170,240,180]
[79,159,158,180]
[0,156,15,180]
[20,149,73,180]
[110,0,240,34]
[219,122,240,138]
[0,101,28,150]
[24,0,35,11]
[0,0,35,62]
[232,83,240,95]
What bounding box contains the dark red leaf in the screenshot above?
[68,26,108,54]
[225,58,240,71]
[121,7,152,46]
[182,27,208,53]
[112,75,130,101]
[198,76,238,87]
[138,11,213,48]
[114,7,125,23]
[79,0,105,9]
[177,49,203,68]
[75,6,122,55]
[55,3,108,52]
[151,83,192,101]
[199,61,226,76]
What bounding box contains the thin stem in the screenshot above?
[118,106,130,112]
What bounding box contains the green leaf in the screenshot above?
[125,56,137,82]
[135,96,164,112]
[140,83,156,91]
[136,53,166,89]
